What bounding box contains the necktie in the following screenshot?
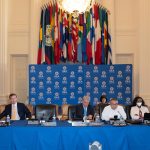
[139,109,142,118]
[11,105,17,120]
[84,107,87,116]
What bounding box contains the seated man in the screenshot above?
[0,93,31,120]
[101,98,127,121]
[76,95,94,120]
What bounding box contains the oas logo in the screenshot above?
[78,87,83,94]
[93,77,99,84]
[126,65,131,72]
[54,72,59,78]
[117,71,123,78]
[126,97,131,104]
[70,92,75,99]
[125,87,131,94]
[31,98,35,103]
[46,98,51,104]
[62,98,67,104]
[86,71,91,78]
[39,81,44,89]
[117,92,123,99]
[54,92,59,99]
[86,81,91,88]
[109,87,114,94]
[38,92,44,100]
[93,98,98,105]
[62,77,67,84]
[70,81,75,88]
[125,76,131,84]
[94,87,99,94]
[70,71,75,78]
[109,76,114,84]
[89,141,102,150]
[30,66,35,73]
[78,66,83,73]
[93,66,98,73]
[62,87,67,94]
[54,81,60,89]
[117,81,122,88]
[78,77,83,84]
[102,92,106,96]
[46,77,52,84]
[78,97,82,103]
[31,77,36,84]
[109,65,114,73]
[62,66,67,73]
[31,87,36,94]
[46,87,52,94]
[46,66,51,73]
[38,71,44,78]
[101,71,106,78]
[101,81,106,88]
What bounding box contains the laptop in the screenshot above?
[144,113,150,121]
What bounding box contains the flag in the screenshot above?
[37,9,43,64]
[94,4,102,64]
[72,17,78,63]
[86,11,92,64]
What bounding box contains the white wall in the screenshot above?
[0,0,150,105]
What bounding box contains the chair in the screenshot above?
[125,105,132,119]
[26,104,34,115]
[0,104,6,114]
[61,104,70,120]
[68,105,76,120]
[35,104,57,121]
[98,103,109,118]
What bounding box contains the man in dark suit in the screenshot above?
[76,95,94,120]
[0,93,31,120]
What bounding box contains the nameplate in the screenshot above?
[28,120,39,125]
[41,122,57,126]
[72,121,87,126]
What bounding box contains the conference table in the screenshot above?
[0,120,150,150]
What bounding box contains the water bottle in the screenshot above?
[95,113,100,123]
[6,115,10,126]
[83,116,87,123]
[52,114,56,122]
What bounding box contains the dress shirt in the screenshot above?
[130,106,149,120]
[11,103,20,120]
[101,105,127,121]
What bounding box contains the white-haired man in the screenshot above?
[76,95,94,120]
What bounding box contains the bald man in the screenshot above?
[76,95,94,120]
[101,98,127,121]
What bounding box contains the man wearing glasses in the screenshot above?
[101,98,127,121]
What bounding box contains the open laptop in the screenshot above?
[144,113,150,121]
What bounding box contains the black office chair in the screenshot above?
[98,103,109,118]
[125,105,132,119]
[68,105,77,120]
[35,104,57,121]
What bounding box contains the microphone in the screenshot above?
[117,111,124,120]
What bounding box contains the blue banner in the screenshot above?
[29,64,132,105]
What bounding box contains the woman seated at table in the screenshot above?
[130,96,149,120]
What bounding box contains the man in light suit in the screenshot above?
[76,95,94,120]
[0,93,31,120]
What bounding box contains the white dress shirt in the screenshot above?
[11,103,20,120]
[130,106,149,120]
[101,105,127,121]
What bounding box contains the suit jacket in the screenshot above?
[75,103,94,119]
[0,102,31,120]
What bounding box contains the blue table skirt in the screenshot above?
[0,121,150,150]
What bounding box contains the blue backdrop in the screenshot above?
[29,64,132,105]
